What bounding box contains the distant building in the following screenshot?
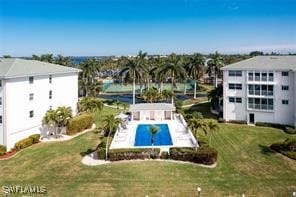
[222,56,296,126]
[0,58,80,150]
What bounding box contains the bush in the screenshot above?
[0,145,6,156]
[255,122,285,129]
[15,138,34,150]
[29,134,40,144]
[97,148,106,160]
[108,148,160,161]
[170,147,218,165]
[160,151,169,159]
[270,138,296,160]
[218,117,226,123]
[228,120,247,124]
[284,126,296,134]
[67,113,93,135]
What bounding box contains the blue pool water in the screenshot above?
[134,124,173,146]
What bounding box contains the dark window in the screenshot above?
[229,97,242,103]
[0,115,2,123]
[49,90,52,99]
[229,97,235,103]
[29,110,34,118]
[29,93,34,101]
[49,75,52,83]
[0,80,2,87]
[229,83,242,90]
[0,97,2,105]
[29,76,34,84]
[282,71,289,76]
[282,85,289,90]
[236,98,242,103]
[229,70,242,77]
[282,100,289,105]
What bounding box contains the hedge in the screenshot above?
[67,113,93,135]
[29,134,40,144]
[0,145,6,156]
[270,138,296,160]
[228,120,247,124]
[284,126,296,134]
[108,148,160,161]
[15,137,34,150]
[255,122,285,129]
[170,147,218,165]
[97,148,106,160]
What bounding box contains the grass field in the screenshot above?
[0,106,295,196]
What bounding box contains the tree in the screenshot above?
[121,102,129,113]
[42,106,73,138]
[119,55,146,105]
[185,53,205,99]
[55,54,73,67]
[249,51,264,56]
[3,55,11,58]
[77,97,103,113]
[207,84,223,111]
[207,51,224,87]
[103,115,121,160]
[159,53,187,104]
[149,125,159,148]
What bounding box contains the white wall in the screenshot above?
[4,72,79,149]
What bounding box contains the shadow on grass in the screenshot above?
[258,144,276,156]
[185,102,218,119]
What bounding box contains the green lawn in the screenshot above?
[0,106,295,196]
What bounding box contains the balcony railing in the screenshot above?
[248,103,274,110]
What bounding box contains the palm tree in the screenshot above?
[207,84,223,111]
[119,56,146,105]
[186,53,205,99]
[207,51,224,87]
[77,97,103,113]
[55,54,73,67]
[103,115,121,160]
[150,56,165,92]
[88,80,103,97]
[159,54,187,104]
[149,125,159,151]
[42,106,73,138]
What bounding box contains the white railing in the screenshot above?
[177,114,198,146]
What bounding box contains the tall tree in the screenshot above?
[159,53,187,104]
[55,54,73,67]
[77,97,103,113]
[119,55,146,105]
[207,51,224,87]
[185,53,205,99]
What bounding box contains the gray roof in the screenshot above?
[221,56,296,71]
[130,103,175,111]
[0,58,81,78]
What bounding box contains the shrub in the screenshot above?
[108,148,160,161]
[218,117,225,123]
[228,120,247,124]
[270,138,296,160]
[284,126,296,134]
[29,134,40,144]
[255,122,285,129]
[97,148,106,160]
[160,151,169,159]
[15,138,34,150]
[0,145,6,156]
[170,147,218,165]
[67,113,93,135]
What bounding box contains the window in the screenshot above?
[29,76,34,84]
[282,85,289,91]
[229,83,242,90]
[0,116,2,124]
[29,110,34,118]
[282,71,289,76]
[49,90,52,99]
[255,72,260,81]
[229,97,242,103]
[0,80,2,87]
[268,73,274,81]
[248,98,273,110]
[248,72,253,81]
[261,73,267,81]
[0,97,2,105]
[49,75,52,83]
[282,100,289,105]
[229,70,242,77]
[248,84,273,96]
[29,93,34,101]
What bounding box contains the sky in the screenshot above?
[0,0,296,56]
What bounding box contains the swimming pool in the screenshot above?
[134,124,173,146]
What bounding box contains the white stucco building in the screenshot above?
[0,58,80,150]
[222,56,296,126]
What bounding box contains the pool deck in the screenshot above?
[110,114,198,152]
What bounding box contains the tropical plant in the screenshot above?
[121,102,129,112]
[206,51,224,87]
[161,89,174,102]
[149,125,159,146]
[120,53,147,104]
[77,97,103,113]
[185,53,205,99]
[103,114,121,160]
[142,88,162,103]
[42,106,73,138]
[207,84,223,111]
[159,53,187,104]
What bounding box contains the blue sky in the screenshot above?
[0,0,296,56]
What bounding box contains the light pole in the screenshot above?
[197,187,201,197]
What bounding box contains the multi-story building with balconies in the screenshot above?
[221,56,296,126]
[0,58,80,150]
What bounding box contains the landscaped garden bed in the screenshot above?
[270,138,296,160]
